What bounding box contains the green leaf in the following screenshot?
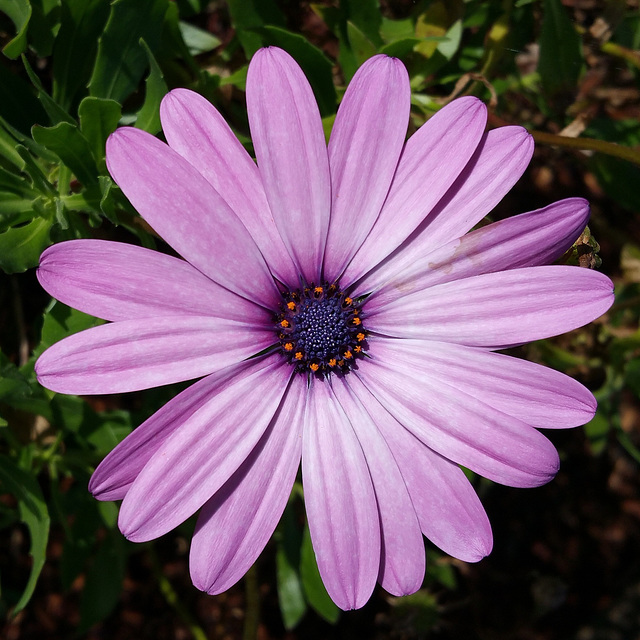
[52,0,111,111]
[276,502,307,629]
[21,54,75,125]
[135,39,168,135]
[252,26,337,117]
[342,0,383,47]
[0,455,50,614]
[32,121,99,186]
[227,0,286,57]
[28,0,61,57]
[346,21,377,66]
[89,0,169,104]
[299,523,340,624]
[0,216,53,273]
[0,351,32,400]
[178,20,221,55]
[39,301,104,351]
[78,97,121,171]
[538,0,583,96]
[380,16,414,43]
[0,0,32,58]
[77,531,126,633]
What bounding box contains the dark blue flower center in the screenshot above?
[276,283,367,376]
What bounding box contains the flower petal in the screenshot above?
[357,350,561,488]
[302,378,380,610]
[190,374,306,594]
[106,127,279,307]
[366,266,614,348]
[35,316,274,394]
[342,97,488,284]
[373,339,596,429]
[246,47,331,284]
[89,363,247,501]
[160,89,298,285]
[323,55,410,281]
[348,373,492,562]
[38,239,269,323]
[366,198,590,306]
[332,378,425,596]
[118,355,291,542]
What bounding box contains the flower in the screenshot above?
[35,47,614,610]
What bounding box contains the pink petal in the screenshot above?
[106,127,279,307]
[246,47,331,284]
[160,89,298,285]
[366,198,590,307]
[38,239,269,323]
[332,378,425,596]
[89,363,248,501]
[302,378,380,610]
[357,351,561,488]
[190,374,306,594]
[342,97,488,284]
[366,266,614,348]
[118,356,291,542]
[323,55,410,281]
[35,316,274,394]
[348,373,492,562]
[371,339,596,429]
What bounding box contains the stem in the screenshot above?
[243,564,260,640]
[148,547,208,640]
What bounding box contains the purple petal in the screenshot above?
[372,339,596,429]
[38,239,269,323]
[323,55,410,281]
[302,378,380,610]
[342,97,488,284]
[118,355,291,542]
[332,378,425,596]
[366,198,590,306]
[106,127,279,307]
[366,266,614,348]
[35,316,274,394]
[190,374,306,594]
[348,373,492,562]
[160,89,298,285]
[89,363,248,501]
[357,350,561,488]
[246,47,331,284]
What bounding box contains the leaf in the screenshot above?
[0,217,53,273]
[32,121,99,186]
[178,20,221,55]
[89,0,169,104]
[227,0,286,57]
[78,97,122,171]
[39,301,104,351]
[342,0,383,47]
[77,531,126,633]
[346,21,377,66]
[299,523,340,624]
[539,0,583,96]
[0,455,50,614]
[28,0,61,58]
[52,0,111,111]
[0,0,32,58]
[252,26,337,117]
[0,61,48,136]
[135,39,168,135]
[276,502,307,629]
[0,351,32,401]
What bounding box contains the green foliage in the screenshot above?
[0,0,637,635]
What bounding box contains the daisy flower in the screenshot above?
[35,47,614,610]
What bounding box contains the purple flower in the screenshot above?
[35,47,613,610]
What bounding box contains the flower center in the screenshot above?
[275,283,368,375]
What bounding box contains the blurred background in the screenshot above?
[1,0,640,638]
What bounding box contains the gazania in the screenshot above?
[36,47,613,609]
